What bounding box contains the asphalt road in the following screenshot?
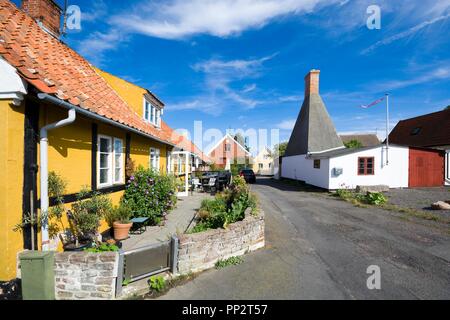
[161,178,450,300]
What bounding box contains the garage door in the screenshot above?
[409,148,444,187]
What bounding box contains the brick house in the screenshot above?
[207,133,252,169]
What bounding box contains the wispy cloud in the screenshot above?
[369,64,450,92]
[111,0,332,40]
[361,13,450,54]
[277,119,296,130]
[168,54,276,115]
[77,30,128,65]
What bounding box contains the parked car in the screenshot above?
[239,169,256,183]
[200,171,232,193]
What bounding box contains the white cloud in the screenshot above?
[77,30,127,64]
[370,65,450,92]
[111,0,331,40]
[277,119,296,130]
[361,13,450,55]
[167,54,276,115]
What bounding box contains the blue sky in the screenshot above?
[14,0,450,153]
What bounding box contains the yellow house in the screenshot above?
[0,0,206,280]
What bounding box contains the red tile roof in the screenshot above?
[162,122,211,163]
[0,0,174,144]
[389,109,450,148]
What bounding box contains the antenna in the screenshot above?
[61,0,69,36]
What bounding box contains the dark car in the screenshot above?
[200,171,232,193]
[239,169,256,183]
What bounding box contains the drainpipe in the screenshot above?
[40,108,76,251]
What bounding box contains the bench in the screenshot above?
[130,217,149,235]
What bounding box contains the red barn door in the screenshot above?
[409,148,444,187]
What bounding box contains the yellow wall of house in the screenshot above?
[95,68,147,118]
[0,100,25,281]
[37,103,168,250]
[1,93,171,280]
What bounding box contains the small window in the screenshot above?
[358,157,375,175]
[314,159,321,169]
[259,163,263,169]
[224,143,231,152]
[150,148,160,171]
[410,127,422,135]
[143,98,161,127]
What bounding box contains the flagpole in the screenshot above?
[385,93,389,165]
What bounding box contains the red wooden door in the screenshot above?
[409,148,444,187]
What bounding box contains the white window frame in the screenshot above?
[143,98,162,128]
[97,135,124,189]
[150,147,161,171]
[113,138,124,184]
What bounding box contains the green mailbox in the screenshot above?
[19,251,55,300]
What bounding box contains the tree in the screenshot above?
[344,139,363,149]
[445,105,450,110]
[234,133,250,152]
[271,142,288,158]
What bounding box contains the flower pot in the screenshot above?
[113,222,133,240]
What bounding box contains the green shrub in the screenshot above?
[191,176,258,233]
[148,276,166,293]
[364,192,387,205]
[84,243,119,253]
[122,166,177,225]
[335,188,353,200]
[70,189,113,241]
[105,203,132,227]
[215,256,243,269]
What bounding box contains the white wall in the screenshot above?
[281,154,330,189]
[328,145,409,189]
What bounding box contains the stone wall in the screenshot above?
[54,252,119,300]
[177,213,265,275]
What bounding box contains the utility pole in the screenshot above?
[385,93,390,165]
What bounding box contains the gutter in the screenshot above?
[38,93,176,147]
[40,108,76,251]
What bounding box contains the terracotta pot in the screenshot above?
[113,222,133,240]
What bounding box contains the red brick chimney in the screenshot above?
[21,0,62,37]
[304,69,320,96]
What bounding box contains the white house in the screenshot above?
[252,147,274,176]
[281,69,444,190]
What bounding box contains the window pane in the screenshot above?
[100,168,109,184]
[100,138,110,152]
[115,168,121,182]
[144,102,149,120]
[114,139,122,154]
[100,153,109,168]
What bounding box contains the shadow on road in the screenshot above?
[253,176,328,194]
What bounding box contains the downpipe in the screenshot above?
[40,108,76,251]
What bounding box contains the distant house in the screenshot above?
[389,109,450,186]
[340,134,380,147]
[207,133,252,169]
[252,147,274,176]
[281,69,445,190]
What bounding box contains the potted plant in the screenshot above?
[64,189,112,251]
[106,203,133,241]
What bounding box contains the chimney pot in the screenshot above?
[305,69,320,96]
[21,0,62,37]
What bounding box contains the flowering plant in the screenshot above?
[122,166,177,225]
